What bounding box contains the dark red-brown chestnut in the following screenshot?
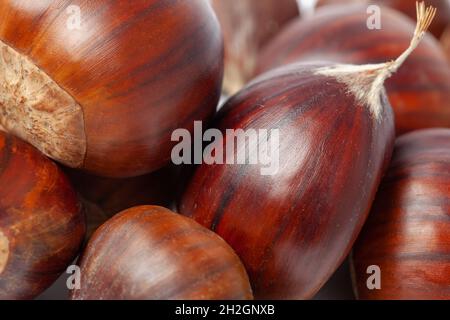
[257,3,450,134]
[180,61,395,299]
[211,0,299,94]
[180,4,436,299]
[351,128,450,300]
[317,0,450,37]
[0,132,85,300]
[70,206,253,300]
[0,0,223,177]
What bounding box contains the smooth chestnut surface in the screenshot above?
[352,128,450,300]
[180,62,395,299]
[0,132,85,300]
[0,0,223,177]
[71,206,253,300]
[257,4,450,134]
[211,0,299,94]
[317,0,450,37]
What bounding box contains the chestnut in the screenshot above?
[211,0,299,94]
[180,3,435,299]
[0,132,85,299]
[317,0,450,37]
[0,0,223,177]
[257,3,450,134]
[351,128,450,300]
[70,206,253,300]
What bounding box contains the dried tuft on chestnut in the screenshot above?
[0,132,85,299]
[0,0,223,177]
[351,128,450,300]
[257,3,450,134]
[71,206,253,300]
[211,0,299,94]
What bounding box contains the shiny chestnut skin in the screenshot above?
[211,0,299,94]
[317,0,450,37]
[0,0,223,177]
[71,206,253,300]
[180,62,395,299]
[257,4,450,134]
[351,128,450,300]
[0,132,85,300]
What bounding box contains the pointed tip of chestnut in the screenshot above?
[257,2,450,134]
[71,205,253,300]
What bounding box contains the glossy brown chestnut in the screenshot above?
[70,206,253,300]
[180,4,437,298]
[211,0,299,94]
[351,128,450,300]
[317,0,450,37]
[0,132,85,299]
[180,60,398,298]
[0,0,223,177]
[257,4,450,134]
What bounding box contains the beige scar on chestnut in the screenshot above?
[0,230,9,274]
[0,40,86,168]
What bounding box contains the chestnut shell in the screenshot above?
[71,206,253,300]
[180,62,395,299]
[257,4,450,134]
[0,0,223,177]
[351,128,450,300]
[0,132,85,299]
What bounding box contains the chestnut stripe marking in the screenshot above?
[107,23,212,91]
[80,0,175,58]
[0,230,9,274]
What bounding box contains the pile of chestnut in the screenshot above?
[0,0,449,300]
